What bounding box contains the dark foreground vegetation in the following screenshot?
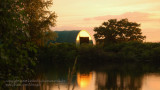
[0,0,56,89]
[38,42,160,68]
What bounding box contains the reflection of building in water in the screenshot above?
[96,72,143,90]
[20,72,96,90]
[77,72,93,88]
[96,72,107,87]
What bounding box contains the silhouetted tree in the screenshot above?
[94,19,146,45]
[24,0,57,46]
[0,0,37,88]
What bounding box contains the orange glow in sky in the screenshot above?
[51,0,160,42]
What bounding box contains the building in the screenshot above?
[54,30,93,45]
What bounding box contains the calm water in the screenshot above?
[16,63,160,90]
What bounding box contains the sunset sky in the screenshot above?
[51,0,160,42]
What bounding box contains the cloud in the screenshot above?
[52,26,92,30]
[84,12,160,22]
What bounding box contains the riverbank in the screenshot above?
[1,41,160,89]
[38,42,160,67]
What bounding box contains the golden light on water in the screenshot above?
[77,72,93,88]
[142,74,160,90]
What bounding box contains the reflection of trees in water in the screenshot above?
[18,74,59,90]
[96,72,143,90]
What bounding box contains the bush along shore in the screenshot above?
[38,42,160,68]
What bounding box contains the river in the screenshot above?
[16,63,160,90]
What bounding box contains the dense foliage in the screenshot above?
[78,42,160,66]
[94,19,146,45]
[38,43,77,67]
[37,42,160,70]
[24,0,57,46]
[0,0,56,89]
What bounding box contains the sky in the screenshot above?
[51,0,160,42]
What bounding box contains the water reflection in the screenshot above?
[77,72,93,88]
[16,65,160,90]
[96,72,143,90]
[142,74,160,90]
[22,72,96,90]
[44,72,96,90]
[31,72,160,90]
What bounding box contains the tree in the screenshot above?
[0,0,37,88]
[0,0,57,88]
[43,30,57,45]
[0,0,27,42]
[94,19,146,45]
[24,0,57,46]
